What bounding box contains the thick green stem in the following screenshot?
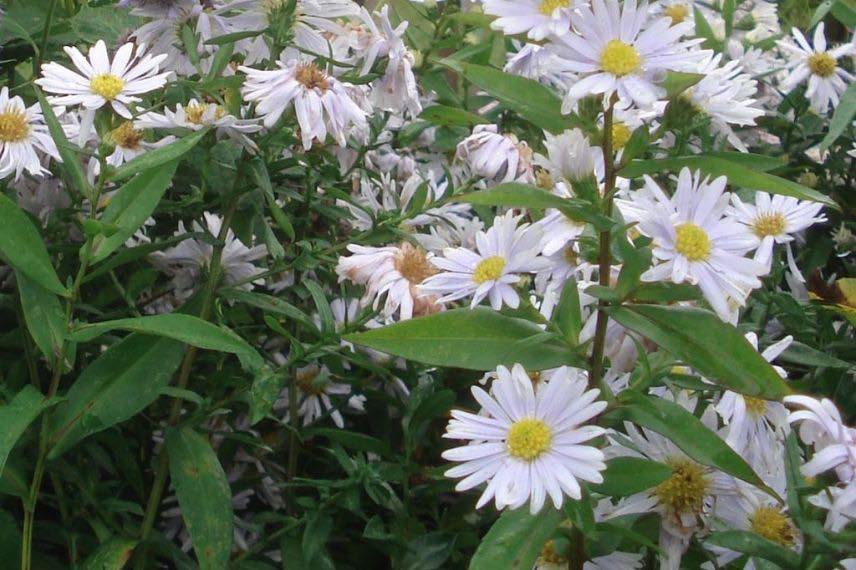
[134,200,239,566]
[588,96,618,394]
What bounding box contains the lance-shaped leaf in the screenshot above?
[69,314,264,372]
[620,155,835,207]
[107,128,209,182]
[166,427,233,570]
[436,59,588,133]
[0,194,67,296]
[470,507,564,570]
[49,334,186,458]
[90,160,179,262]
[343,308,582,371]
[607,305,791,400]
[35,87,91,196]
[705,531,800,568]
[16,271,66,361]
[0,386,51,476]
[605,391,774,495]
[590,457,672,497]
[80,538,138,570]
[453,183,611,229]
[818,82,856,151]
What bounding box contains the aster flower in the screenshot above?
[784,395,856,485]
[686,53,765,152]
[150,212,268,300]
[420,212,547,310]
[628,168,766,321]
[534,128,599,186]
[606,391,738,570]
[551,0,705,109]
[730,191,826,278]
[456,125,533,184]
[777,23,856,114]
[335,242,441,320]
[442,364,607,514]
[239,55,367,149]
[103,121,176,169]
[0,87,60,180]
[37,40,170,119]
[715,333,792,472]
[273,363,365,429]
[482,0,577,41]
[136,99,262,152]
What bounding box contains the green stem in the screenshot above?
[588,95,618,394]
[134,200,239,566]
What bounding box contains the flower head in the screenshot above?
[0,87,59,180]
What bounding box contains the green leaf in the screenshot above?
[469,507,564,570]
[620,155,835,207]
[220,290,317,332]
[780,341,853,369]
[80,538,138,570]
[388,0,434,51]
[0,194,67,296]
[454,183,611,229]
[629,282,700,303]
[662,71,704,99]
[705,531,800,568]
[607,304,791,400]
[69,314,263,371]
[830,0,856,26]
[305,428,391,456]
[419,105,489,127]
[15,271,66,361]
[590,457,672,497]
[555,278,582,345]
[344,308,583,371]
[818,83,856,151]
[107,128,209,182]
[249,366,284,425]
[0,386,50,476]
[606,391,772,494]
[90,160,179,262]
[249,158,295,241]
[436,59,587,133]
[35,87,91,197]
[304,281,335,335]
[166,427,233,570]
[49,335,186,458]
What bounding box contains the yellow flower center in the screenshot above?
[752,213,786,238]
[185,103,226,125]
[295,63,329,92]
[749,506,796,546]
[600,40,642,77]
[108,121,144,150]
[0,106,29,142]
[655,458,710,514]
[807,52,837,78]
[472,255,506,284]
[539,0,571,15]
[664,3,689,24]
[394,243,436,285]
[611,121,632,150]
[295,366,325,395]
[90,74,125,101]
[745,396,768,417]
[563,244,578,265]
[507,418,552,461]
[674,223,712,262]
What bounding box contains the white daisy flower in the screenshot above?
[239,56,367,149]
[150,212,268,300]
[442,364,607,514]
[0,87,59,180]
[103,121,176,168]
[687,53,765,152]
[482,0,577,41]
[630,168,766,321]
[504,42,570,88]
[730,191,826,277]
[456,124,534,184]
[784,395,856,485]
[807,485,856,532]
[715,332,792,472]
[551,0,705,109]
[136,99,262,152]
[37,40,171,119]
[606,391,738,570]
[777,23,856,114]
[710,461,800,567]
[335,242,441,320]
[273,363,364,429]
[651,0,694,29]
[420,211,547,310]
